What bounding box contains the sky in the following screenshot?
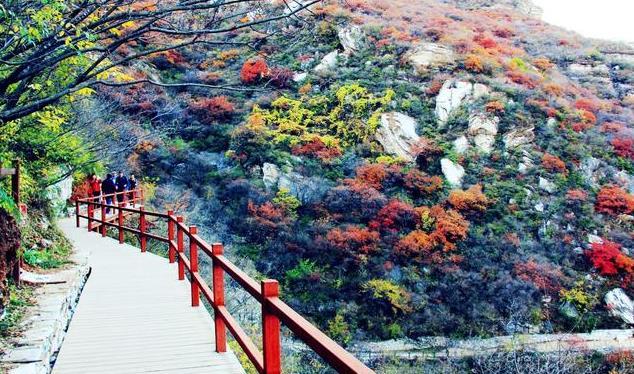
[531,0,634,43]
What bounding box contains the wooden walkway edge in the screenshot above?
[53,217,245,374]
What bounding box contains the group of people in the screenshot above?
[88,172,137,213]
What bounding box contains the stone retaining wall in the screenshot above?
[0,248,90,374]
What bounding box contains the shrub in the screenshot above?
[403,169,443,195]
[514,260,566,294]
[362,279,411,313]
[485,100,505,114]
[464,54,484,73]
[447,184,489,212]
[533,57,554,71]
[240,58,269,84]
[354,163,389,190]
[326,226,381,260]
[612,138,634,160]
[541,153,567,174]
[566,189,588,202]
[586,240,634,280]
[595,186,634,216]
[369,199,418,233]
[291,138,342,161]
[269,67,294,88]
[189,96,235,122]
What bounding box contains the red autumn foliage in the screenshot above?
[611,137,634,160]
[447,184,489,212]
[514,260,566,294]
[595,186,634,216]
[403,169,443,195]
[578,109,597,125]
[541,153,567,174]
[70,179,91,202]
[369,199,418,232]
[189,96,235,122]
[269,67,294,88]
[574,98,600,113]
[240,58,269,84]
[475,35,498,49]
[586,241,634,285]
[571,122,593,133]
[291,138,342,161]
[327,226,380,258]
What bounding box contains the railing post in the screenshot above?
[189,226,199,307]
[167,211,175,263]
[75,200,80,228]
[212,243,227,353]
[139,207,146,252]
[118,203,124,244]
[177,216,184,280]
[262,279,281,374]
[87,203,93,232]
[100,202,106,237]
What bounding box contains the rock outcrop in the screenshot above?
[605,288,634,325]
[503,125,535,149]
[441,158,465,187]
[262,163,281,190]
[405,43,456,75]
[338,25,365,55]
[453,135,470,154]
[435,80,489,125]
[314,51,339,76]
[467,113,499,154]
[375,112,421,162]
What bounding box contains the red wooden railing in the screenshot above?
[75,190,374,374]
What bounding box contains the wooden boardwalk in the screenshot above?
[53,217,245,374]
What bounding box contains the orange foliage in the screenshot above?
[354,163,388,190]
[543,83,564,97]
[541,153,567,174]
[566,189,588,202]
[595,186,634,216]
[327,226,380,259]
[403,169,443,195]
[533,57,554,71]
[447,185,489,212]
[240,58,269,84]
[464,54,484,73]
[601,122,626,133]
[506,70,540,89]
[485,100,505,114]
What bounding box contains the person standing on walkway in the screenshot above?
[128,175,137,204]
[101,174,116,214]
[115,171,129,205]
[89,174,101,203]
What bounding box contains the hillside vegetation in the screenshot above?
[2,0,634,359]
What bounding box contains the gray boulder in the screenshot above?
[405,43,456,75]
[375,112,420,162]
[605,288,634,325]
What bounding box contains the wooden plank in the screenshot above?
[52,217,245,374]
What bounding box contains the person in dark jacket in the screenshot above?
[128,175,137,205]
[101,174,116,213]
[115,171,129,204]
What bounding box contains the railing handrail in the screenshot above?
[75,195,374,374]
